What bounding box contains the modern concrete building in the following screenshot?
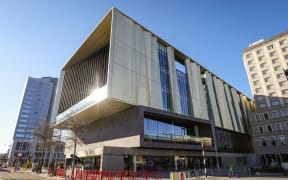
[243,31,288,168]
[52,8,255,172]
[8,77,65,166]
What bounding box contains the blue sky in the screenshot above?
[0,0,287,153]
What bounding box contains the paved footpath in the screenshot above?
[0,168,287,180]
[0,168,65,180]
[169,174,288,180]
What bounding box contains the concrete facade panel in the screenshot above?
[224,84,238,131]
[213,77,233,130]
[189,61,209,120]
[167,47,181,114]
[231,88,245,133]
[205,72,222,127]
[82,107,141,144]
[110,63,137,104]
[113,10,134,48]
[149,37,163,110]
[102,154,124,170]
[109,10,164,110]
[51,71,65,124]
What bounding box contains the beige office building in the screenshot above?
[243,31,288,168]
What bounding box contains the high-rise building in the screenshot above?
[243,31,288,168]
[8,77,64,166]
[52,8,255,172]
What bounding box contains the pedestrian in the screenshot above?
[194,158,200,170]
[60,162,64,169]
[228,164,234,177]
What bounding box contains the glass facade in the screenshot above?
[158,43,172,111]
[125,155,218,171]
[10,77,58,164]
[144,117,212,145]
[216,128,253,153]
[14,77,57,140]
[65,156,101,170]
[176,61,191,115]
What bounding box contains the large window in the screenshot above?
[267,125,273,132]
[282,46,288,52]
[258,126,264,133]
[281,109,288,117]
[279,81,287,87]
[248,60,254,65]
[270,51,276,57]
[282,89,288,95]
[255,114,262,121]
[145,117,186,139]
[267,45,274,50]
[280,136,286,145]
[271,100,280,106]
[144,117,210,145]
[262,69,269,75]
[275,123,283,131]
[272,58,279,64]
[256,49,263,54]
[158,43,172,111]
[263,113,269,120]
[260,103,267,109]
[266,84,274,90]
[270,111,279,118]
[264,77,271,82]
[260,62,266,68]
[175,61,191,115]
[251,73,258,78]
[253,80,259,86]
[274,66,281,71]
[279,39,287,45]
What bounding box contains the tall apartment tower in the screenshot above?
[8,77,63,165]
[243,31,288,168]
[52,8,255,172]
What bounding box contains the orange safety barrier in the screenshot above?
[61,170,162,180]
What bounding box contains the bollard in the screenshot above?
[170,172,176,180]
[180,172,185,180]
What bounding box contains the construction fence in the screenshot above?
[56,169,162,180]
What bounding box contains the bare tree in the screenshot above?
[64,116,87,179]
[49,129,65,173]
[31,121,56,173]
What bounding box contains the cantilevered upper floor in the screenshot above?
[52,7,255,134]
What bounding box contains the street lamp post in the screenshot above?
[201,140,208,180]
